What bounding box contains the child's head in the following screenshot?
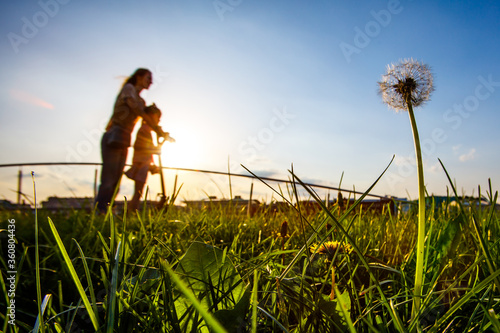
[145,103,162,124]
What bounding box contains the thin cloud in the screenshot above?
[243,168,282,179]
[427,162,442,173]
[9,89,54,110]
[459,148,476,162]
[394,155,415,166]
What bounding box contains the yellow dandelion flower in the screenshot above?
[310,241,351,259]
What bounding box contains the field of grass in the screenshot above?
[1,172,500,332]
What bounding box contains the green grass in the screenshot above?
[1,171,500,332]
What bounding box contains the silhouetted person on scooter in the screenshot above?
[124,104,174,211]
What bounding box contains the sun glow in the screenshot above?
[158,130,202,169]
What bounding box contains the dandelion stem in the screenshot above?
[379,58,434,328]
[407,101,426,321]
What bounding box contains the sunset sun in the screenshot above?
[158,131,201,169]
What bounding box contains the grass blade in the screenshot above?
[488,309,500,332]
[335,286,357,333]
[32,294,52,332]
[256,306,290,333]
[47,217,100,331]
[251,270,259,333]
[32,172,43,333]
[430,268,500,332]
[286,157,406,331]
[279,156,395,280]
[163,260,228,333]
[73,239,99,324]
[438,159,500,290]
[106,241,122,333]
[129,244,156,303]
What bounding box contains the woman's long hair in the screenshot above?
[123,68,151,87]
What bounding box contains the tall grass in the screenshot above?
[1,168,499,332]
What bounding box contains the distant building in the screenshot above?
[448,197,500,211]
[182,195,400,216]
[0,199,31,211]
[298,197,399,216]
[183,196,261,215]
[403,196,500,213]
[41,197,95,210]
[40,196,178,212]
[183,195,260,208]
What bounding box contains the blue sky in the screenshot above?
[1,0,499,204]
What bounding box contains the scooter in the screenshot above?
[155,134,175,208]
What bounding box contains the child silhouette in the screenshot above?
[125,104,174,211]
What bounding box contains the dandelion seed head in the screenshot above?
[378,58,434,112]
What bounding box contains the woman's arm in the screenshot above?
[123,85,166,137]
